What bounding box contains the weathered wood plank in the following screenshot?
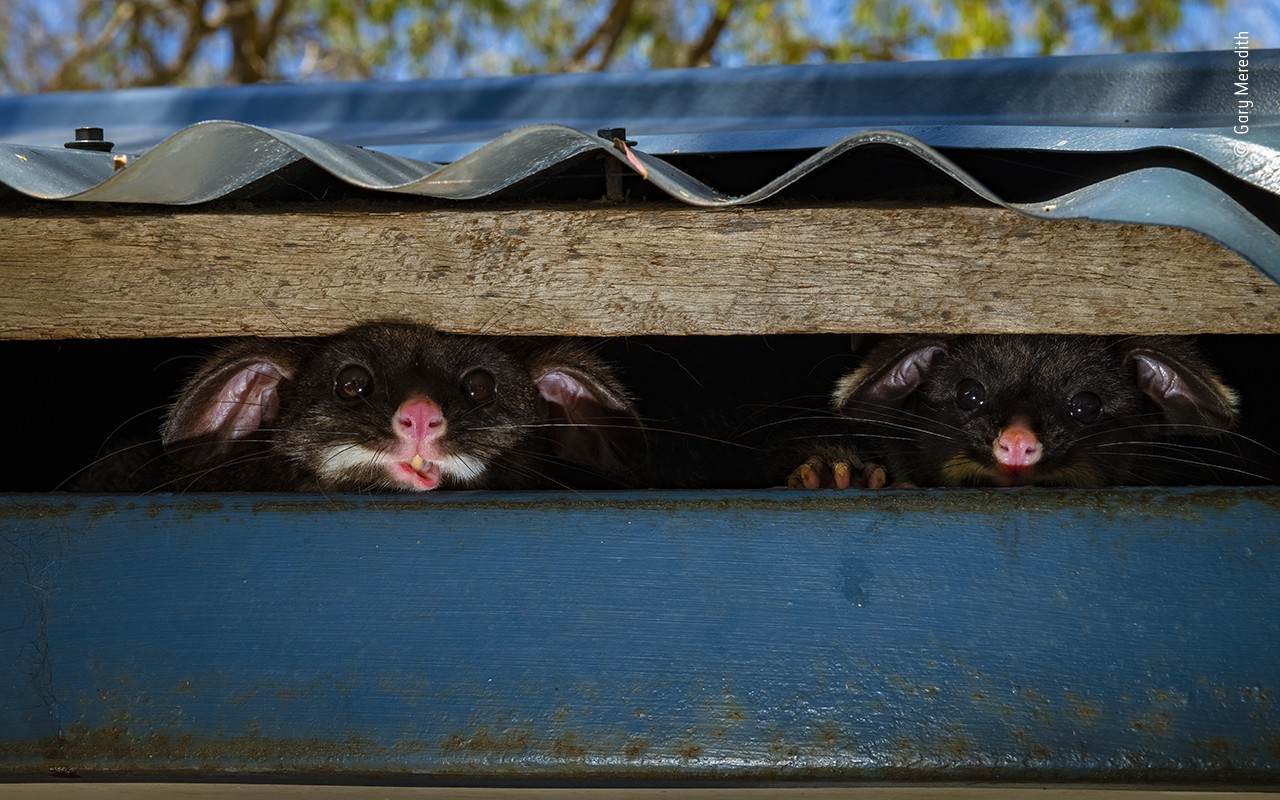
[1,786,1277,798]
[0,201,1276,339]
[2,489,1279,783]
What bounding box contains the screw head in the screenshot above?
[64,126,114,152]
[597,127,637,146]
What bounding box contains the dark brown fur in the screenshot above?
[84,323,643,492]
[788,335,1252,488]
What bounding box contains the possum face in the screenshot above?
[163,323,641,491]
[832,336,1239,487]
[270,325,541,490]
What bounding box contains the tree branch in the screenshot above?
[564,0,633,71]
[137,0,211,85]
[45,2,136,90]
[684,0,736,66]
[592,0,634,70]
[259,0,292,53]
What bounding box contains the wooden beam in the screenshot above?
[2,786,1276,799]
[1,201,1276,339]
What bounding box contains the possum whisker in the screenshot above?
[803,352,862,379]
[466,423,757,450]
[735,414,852,437]
[251,290,305,337]
[57,437,168,490]
[736,394,846,417]
[744,415,956,442]
[1068,422,1277,456]
[734,407,960,440]
[251,428,364,436]
[484,455,581,492]
[151,353,214,370]
[631,342,704,388]
[127,437,280,482]
[94,404,175,456]
[504,448,632,488]
[142,451,275,494]
[784,433,914,442]
[851,399,972,435]
[1094,440,1263,458]
[1096,452,1272,482]
[1089,440,1275,475]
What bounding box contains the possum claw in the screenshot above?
[832,460,851,489]
[787,456,827,489]
[787,454,886,490]
[863,462,887,489]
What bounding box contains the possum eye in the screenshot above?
[1068,391,1102,422]
[955,378,987,411]
[461,368,496,404]
[334,364,373,400]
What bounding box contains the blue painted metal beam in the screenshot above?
[1,488,1279,784]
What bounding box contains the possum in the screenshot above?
[784,335,1253,489]
[77,322,644,492]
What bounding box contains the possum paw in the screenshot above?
[786,454,887,490]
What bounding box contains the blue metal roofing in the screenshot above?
[1,50,1278,282]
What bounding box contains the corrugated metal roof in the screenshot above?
[1,50,1278,283]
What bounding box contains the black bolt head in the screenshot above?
[64,126,114,152]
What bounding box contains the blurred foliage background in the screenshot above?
[0,0,1270,93]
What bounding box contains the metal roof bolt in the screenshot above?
[598,128,636,203]
[597,127,636,146]
[64,127,115,153]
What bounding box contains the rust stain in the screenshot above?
[888,675,920,695]
[814,721,843,747]
[0,720,379,763]
[677,742,702,760]
[240,487,1280,519]
[87,500,118,522]
[1195,738,1234,759]
[621,738,648,759]
[0,502,75,520]
[1030,707,1054,728]
[549,733,587,759]
[440,726,531,755]
[1240,686,1273,705]
[939,735,975,759]
[1129,711,1173,735]
[170,500,224,518]
[1064,692,1101,725]
[769,735,799,761]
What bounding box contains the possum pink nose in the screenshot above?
[396,397,445,442]
[994,424,1042,468]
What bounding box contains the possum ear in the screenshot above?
[528,344,643,473]
[163,339,303,460]
[1125,339,1239,431]
[832,338,948,410]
